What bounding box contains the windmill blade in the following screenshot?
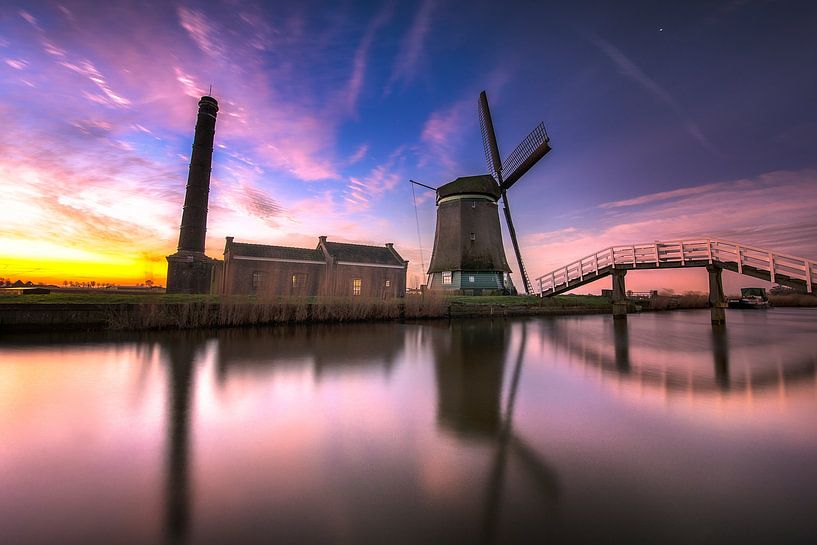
[500,122,551,191]
[478,91,502,181]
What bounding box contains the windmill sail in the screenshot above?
[478,91,503,181]
[500,122,551,190]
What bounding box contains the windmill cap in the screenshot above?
[436,174,500,203]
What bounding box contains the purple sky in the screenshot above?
[1,0,815,291]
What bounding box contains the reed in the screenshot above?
[104,292,453,330]
[768,294,817,307]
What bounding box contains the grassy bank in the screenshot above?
[2,291,813,332]
[0,293,611,331]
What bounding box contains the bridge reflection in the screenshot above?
[544,316,817,396]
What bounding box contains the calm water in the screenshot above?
[1,309,816,545]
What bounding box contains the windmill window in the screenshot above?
[469,275,475,283]
[252,271,264,290]
[352,278,362,296]
[385,279,391,288]
[442,271,452,285]
[471,202,476,209]
[470,232,476,241]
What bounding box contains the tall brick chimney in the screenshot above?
[166,95,219,294]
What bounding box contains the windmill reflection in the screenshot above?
[431,320,559,544]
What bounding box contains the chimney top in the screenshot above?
[319,235,327,243]
[385,242,393,248]
[199,95,219,113]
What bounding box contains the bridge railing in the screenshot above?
[536,238,815,295]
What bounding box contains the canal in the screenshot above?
[1,309,816,544]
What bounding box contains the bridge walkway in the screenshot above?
[536,239,815,297]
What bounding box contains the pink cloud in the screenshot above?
[420,98,471,176]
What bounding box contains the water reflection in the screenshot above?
[2,310,817,544]
[429,320,559,544]
[215,323,406,378]
[546,313,817,396]
[159,333,205,545]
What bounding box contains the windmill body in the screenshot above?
[422,91,551,295]
[427,175,515,294]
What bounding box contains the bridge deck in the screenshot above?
[536,239,815,296]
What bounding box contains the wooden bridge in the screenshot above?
[535,239,815,322]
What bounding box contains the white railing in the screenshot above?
[536,238,815,295]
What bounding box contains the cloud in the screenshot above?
[59,60,130,107]
[386,0,435,93]
[177,6,226,60]
[420,98,471,175]
[345,3,393,115]
[589,34,718,155]
[347,143,369,165]
[344,147,406,210]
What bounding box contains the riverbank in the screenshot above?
[0,293,611,332]
[2,292,814,332]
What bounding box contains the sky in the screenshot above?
[1,0,816,292]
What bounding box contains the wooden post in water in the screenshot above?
[611,269,627,318]
[707,265,727,325]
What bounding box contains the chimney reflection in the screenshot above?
[159,332,207,545]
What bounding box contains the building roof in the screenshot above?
[323,241,404,265]
[226,238,407,266]
[229,241,325,262]
[436,174,501,202]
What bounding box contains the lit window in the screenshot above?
[469,275,475,283]
[385,279,391,287]
[291,273,306,289]
[470,232,476,241]
[252,271,264,290]
[442,271,452,285]
[352,278,362,296]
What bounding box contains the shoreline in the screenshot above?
[0,296,611,332]
[1,294,814,333]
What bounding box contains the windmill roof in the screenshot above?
[436,175,500,202]
[229,242,325,262]
[323,241,405,265]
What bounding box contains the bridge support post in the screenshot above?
[612,269,627,318]
[707,265,727,325]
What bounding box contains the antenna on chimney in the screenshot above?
[208,84,212,96]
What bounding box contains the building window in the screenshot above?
[385,279,391,288]
[472,202,476,209]
[352,278,362,296]
[469,275,475,283]
[470,232,476,241]
[442,271,452,285]
[292,273,306,289]
[252,271,264,291]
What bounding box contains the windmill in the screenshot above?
[416,91,551,295]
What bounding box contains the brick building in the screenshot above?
[218,236,408,298]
